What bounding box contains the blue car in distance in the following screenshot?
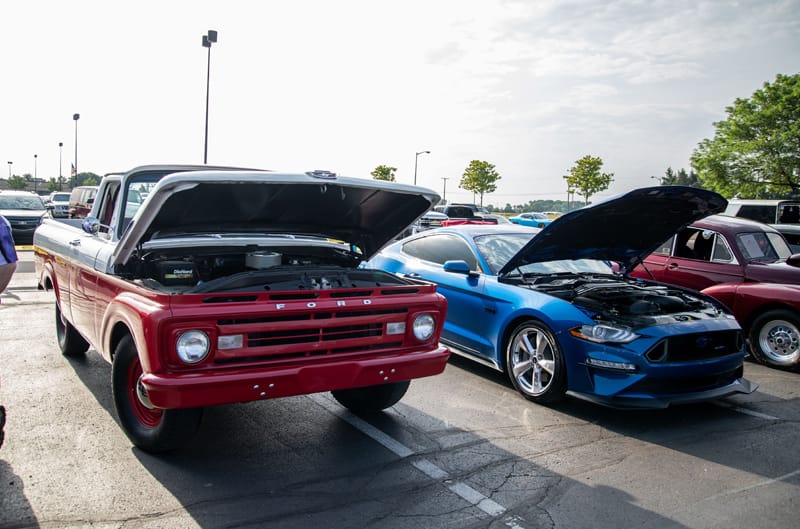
[368,186,757,408]
[508,211,553,228]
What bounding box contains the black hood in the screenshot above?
[498,186,727,276]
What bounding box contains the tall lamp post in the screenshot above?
[33,154,38,192]
[441,177,449,203]
[414,150,430,186]
[202,29,218,164]
[58,142,63,190]
[6,161,11,179]
[73,113,80,187]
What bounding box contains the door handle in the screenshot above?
[69,239,81,247]
[668,263,679,269]
[403,272,421,278]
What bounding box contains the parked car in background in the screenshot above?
[631,214,800,370]
[368,186,756,408]
[0,190,47,244]
[724,198,800,252]
[68,185,98,219]
[508,211,553,228]
[45,191,71,218]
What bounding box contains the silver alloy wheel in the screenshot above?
[509,325,557,396]
[757,318,800,366]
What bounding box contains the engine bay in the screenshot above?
[120,246,413,293]
[512,273,726,327]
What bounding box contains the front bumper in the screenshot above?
[568,376,758,409]
[141,345,450,409]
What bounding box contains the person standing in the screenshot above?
[0,214,18,297]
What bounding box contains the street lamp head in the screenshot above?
[416,150,430,155]
[73,113,80,121]
[207,30,218,43]
[59,142,63,147]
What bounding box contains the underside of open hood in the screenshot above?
[498,186,727,277]
[112,171,440,267]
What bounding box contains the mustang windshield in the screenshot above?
[474,233,613,275]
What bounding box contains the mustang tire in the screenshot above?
[748,309,800,369]
[112,335,203,453]
[505,320,567,404]
[55,300,89,357]
[331,380,411,415]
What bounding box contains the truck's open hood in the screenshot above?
[497,186,727,277]
[112,171,440,267]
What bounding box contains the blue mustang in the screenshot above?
[368,186,757,408]
[508,211,553,228]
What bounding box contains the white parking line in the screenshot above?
[713,401,781,420]
[308,393,528,527]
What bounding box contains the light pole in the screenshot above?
[58,142,63,190]
[414,150,430,186]
[73,113,80,187]
[202,29,218,164]
[650,175,663,185]
[6,161,11,179]
[34,154,38,192]
[441,177,449,203]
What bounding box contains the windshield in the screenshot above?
[51,193,70,202]
[736,231,792,262]
[474,232,613,275]
[0,195,45,210]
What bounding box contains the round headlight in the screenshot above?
[176,330,210,364]
[412,313,436,341]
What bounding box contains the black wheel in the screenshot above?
[111,335,203,453]
[55,300,89,357]
[504,320,567,404]
[331,380,411,415]
[748,309,800,369]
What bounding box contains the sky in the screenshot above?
[1,0,798,206]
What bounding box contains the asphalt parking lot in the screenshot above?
[1,250,798,529]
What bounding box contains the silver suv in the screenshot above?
[724,199,800,252]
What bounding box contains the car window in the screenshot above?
[736,231,792,261]
[736,205,776,224]
[653,235,675,255]
[710,235,736,263]
[401,234,479,271]
[0,195,45,210]
[674,228,713,260]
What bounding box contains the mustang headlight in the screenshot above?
[176,330,210,364]
[412,314,436,341]
[570,324,639,344]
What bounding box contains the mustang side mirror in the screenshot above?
[786,253,800,267]
[443,260,478,278]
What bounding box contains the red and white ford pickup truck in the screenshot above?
[34,165,449,452]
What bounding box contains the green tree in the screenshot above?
[6,175,28,190]
[46,178,60,192]
[370,165,397,182]
[459,160,500,206]
[691,73,800,198]
[77,172,101,186]
[658,167,701,187]
[563,155,614,205]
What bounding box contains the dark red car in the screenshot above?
[631,214,800,370]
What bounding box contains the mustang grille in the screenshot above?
[645,330,743,363]
[629,366,743,394]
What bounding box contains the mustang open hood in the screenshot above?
[112,170,440,267]
[498,186,727,277]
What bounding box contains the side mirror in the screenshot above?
[443,260,478,278]
[82,216,101,235]
[787,253,800,267]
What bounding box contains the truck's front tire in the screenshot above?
[331,380,410,415]
[55,301,89,357]
[111,336,203,453]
